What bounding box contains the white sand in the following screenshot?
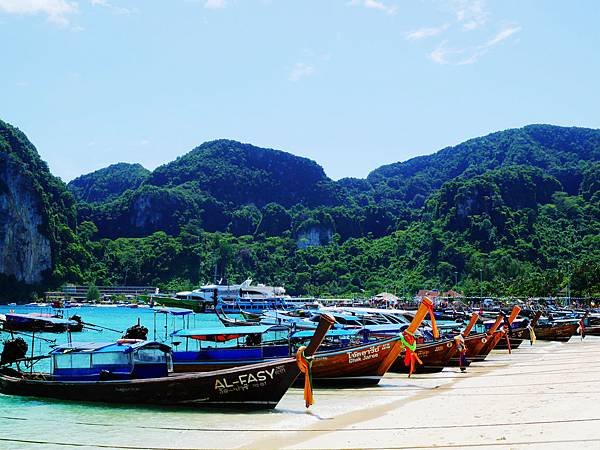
[237,336,600,449]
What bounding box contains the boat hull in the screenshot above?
[390,339,457,374]
[534,323,578,341]
[174,337,403,386]
[448,332,489,366]
[494,326,534,349]
[0,359,300,409]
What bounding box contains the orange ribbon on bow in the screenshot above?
[296,346,314,408]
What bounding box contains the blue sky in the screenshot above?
[1,0,599,181]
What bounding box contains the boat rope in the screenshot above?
[453,334,467,371]
[503,326,512,354]
[527,324,536,345]
[400,331,422,377]
[295,345,314,408]
[577,319,585,340]
[423,301,439,339]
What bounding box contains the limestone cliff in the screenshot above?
[0,119,79,292]
[0,153,52,283]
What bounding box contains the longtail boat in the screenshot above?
[476,306,521,357]
[495,311,541,349]
[0,315,335,409]
[215,307,260,327]
[533,318,579,341]
[1,313,82,333]
[447,308,520,366]
[390,338,456,374]
[172,298,435,386]
[389,311,479,374]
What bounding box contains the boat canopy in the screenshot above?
[171,325,283,342]
[6,313,77,325]
[290,329,358,339]
[50,340,171,355]
[153,307,194,316]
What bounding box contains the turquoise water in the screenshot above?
[0,305,222,372]
[0,306,340,449]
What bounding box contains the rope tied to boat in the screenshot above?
[400,331,422,377]
[577,319,586,340]
[423,302,440,340]
[527,324,536,345]
[502,325,512,354]
[295,346,314,408]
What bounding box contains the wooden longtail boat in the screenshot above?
[215,307,260,327]
[533,320,579,341]
[448,308,520,365]
[390,338,456,373]
[390,313,479,374]
[476,306,521,358]
[495,311,541,349]
[1,313,82,333]
[0,315,335,409]
[173,298,435,386]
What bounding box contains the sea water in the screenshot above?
[0,305,423,449]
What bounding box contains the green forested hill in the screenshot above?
[68,163,150,204]
[1,120,599,299]
[366,124,600,207]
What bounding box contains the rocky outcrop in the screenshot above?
[0,153,52,283]
[296,226,333,248]
[0,119,79,291]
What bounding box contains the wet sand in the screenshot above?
[1,336,599,449]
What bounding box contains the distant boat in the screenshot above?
[162,278,315,313]
[1,313,82,333]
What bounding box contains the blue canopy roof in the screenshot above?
[50,340,170,355]
[290,329,359,339]
[6,313,77,325]
[171,325,281,338]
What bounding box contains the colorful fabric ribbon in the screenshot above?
[503,326,512,354]
[296,346,314,408]
[454,334,467,371]
[527,325,536,345]
[577,319,586,340]
[400,331,422,377]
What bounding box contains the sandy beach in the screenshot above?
[239,336,600,450]
[1,336,599,450]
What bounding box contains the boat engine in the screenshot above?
[123,324,148,340]
[1,337,28,365]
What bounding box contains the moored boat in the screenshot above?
[1,313,82,333]
[171,298,435,386]
[0,315,336,409]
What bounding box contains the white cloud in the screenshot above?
[428,41,461,65]
[90,0,134,15]
[484,25,521,47]
[0,0,78,26]
[289,63,315,82]
[204,0,226,9]
[429,25,521,65]
[405,24,449,41]
[349,0,397,15]
[453,0,488,30]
